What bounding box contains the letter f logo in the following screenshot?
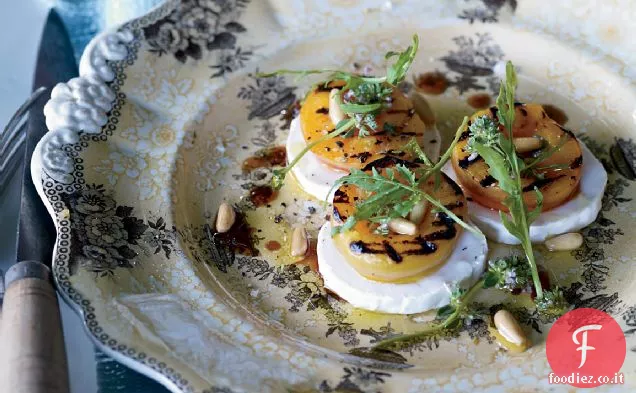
[572,324,602,368]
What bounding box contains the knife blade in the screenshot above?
[0,9,77,393]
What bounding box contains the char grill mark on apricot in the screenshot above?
[521,175,565,192]
[570,155,583,169]
[450,103,583,212]
[458,154,483,169]
[331,157,467,282]
[300,84,431,170]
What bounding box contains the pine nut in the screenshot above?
[388,218,418,236]
[513,137,542,153]
[291,226,309,257]
[329,88,346,126]
[408,200,429,225]
[545,232,583,251]
[494,309,527,346]
[215,202,236,233]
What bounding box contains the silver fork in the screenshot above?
[0,87,48,190]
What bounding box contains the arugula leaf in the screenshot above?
[338,102,383,113]
[521,136,569,175]
[386,35,419,85]
[329,118,481,237]
[401,138,433,167]
[271,118,356,189]
[470,142,514,192]
[466,61,549,302]
[373,278,486,351]
[260,35,422,188]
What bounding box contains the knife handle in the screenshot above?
[0,261,69,393]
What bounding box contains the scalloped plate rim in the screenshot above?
[30,1,636,392]
[30,3,188,393]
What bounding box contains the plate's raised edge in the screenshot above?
[31,3,190,393]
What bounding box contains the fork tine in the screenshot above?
[0,117,27,159]
[1,86,47,137]
[0,124,26,191]
[0,87,48,192]
[0,131,26,172]
[0,87,48,191]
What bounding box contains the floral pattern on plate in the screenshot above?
[36,0,636,392]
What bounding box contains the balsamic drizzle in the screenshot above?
[458,154,483,169]
[479,175,497,187]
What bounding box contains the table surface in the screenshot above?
[0,1,168,392]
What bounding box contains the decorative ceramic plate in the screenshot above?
[36,1,636,392]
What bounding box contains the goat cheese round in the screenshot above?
[443,140,606,244]
[317,221,488,314]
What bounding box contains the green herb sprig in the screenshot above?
[374,278,486,351]
[271,118,355,189]
[466,61,569,316]
[466,62,545,299]
[259,35,420,189]
[371,62,571,352]
[483,255,531,292]
[372,253,539,350]
[328,118,482,237]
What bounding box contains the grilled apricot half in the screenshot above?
[451,103,582,212]
[331,156,467,282]
[300,83,429,170]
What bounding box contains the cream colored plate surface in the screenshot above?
[35,1,636,392]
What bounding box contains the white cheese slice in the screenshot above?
[443,140,606,244]
[317,221,488,314]
[286,117,346,201]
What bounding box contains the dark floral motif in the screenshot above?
[611,138,636,180]
[458,0,517,23]
[319,367,391,393]
[440,33,504,94]
[62,184,176,277]
[325,318,359,347]
[193,232,361,346]
[564,282,621,314]
[250,120,278,147]
[237,258,327,312]
[144,0,251,65]
[624,305,636,327]
[202,386,237,393]
[359,323,399,344]
[144,217,176,258]
[622,306,636,348]
[508,306,543,333]
[210,47,253,77]
[348,347,410,370]
[238,73,298,121]
[464,317,492,343]
[559,138,630,313]
[570,154,629,294]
